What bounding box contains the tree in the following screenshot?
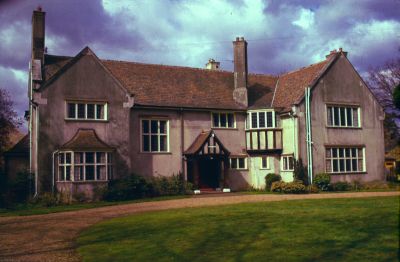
[366,57,400,111]
[394,84,400,110]
[366,57,400,150]
[293,158,308,186]
[0,88,22,168]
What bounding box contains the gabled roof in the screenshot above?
[60,129,113,151]
[272,53,339,111]
[41,47,341,112]
[184,130,230,156]
[4,134,29,156]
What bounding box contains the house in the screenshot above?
[25,8,385,198]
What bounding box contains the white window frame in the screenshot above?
[57,151,112,182]
[260,156,270,169]
[230,157,247,170]
[246,110,276,130]
[281,155,294,171]
[325,147,365,173]
[65,101,108,121]
[140,119,170,153]
[326,105,361,128]
[58,151,73,181]
[211,112,236,128]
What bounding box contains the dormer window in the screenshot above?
[246,110,275,129]
[66,101,108,121]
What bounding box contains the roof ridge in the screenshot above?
[279,59,330,77]
[102,59,234,74]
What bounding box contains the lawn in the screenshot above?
[0,195,189,217]
[77,196,399,262]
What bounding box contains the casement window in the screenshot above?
[212,112,235,128]
[141,119,169,152]
[325,147,365,173]
[281,155,294,171]
[66,101,107,120]
[246,111,275,129]
[230,157,247,170]
[58,151,112,182]
[326,105,360,127]
[260,156,270,169]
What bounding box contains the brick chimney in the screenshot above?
[233,37,248,107]
[205,59,220,70]
[32,7,45,65]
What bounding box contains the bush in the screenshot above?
[360,181,390,190]
[313,173,331,191]
[265,173,281,191]
[271,180,307,194]
[31,192,59,207]
[331,181,351,191]
[308,184,319,193]
[150,173,192,196]
[293,159,308,186]
[104,174,150,201]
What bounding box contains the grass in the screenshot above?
[78,196,399,262]
[0,195,189,217]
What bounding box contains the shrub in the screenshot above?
[104,174,150,201]
[308,184,319,193]
[150,173,192,196]
[293,158,308,185]
[313,173,331,191]
[351,180,362,191]
[34,192,59,207]
[331,181,351,191]
[265,173,281,191]
[271,180,307,194]
[361,181,389,190]
[73,191,88,203]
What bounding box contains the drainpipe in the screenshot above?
[305,87,313,184]
[52,150,59,194]
[180,108,185,179]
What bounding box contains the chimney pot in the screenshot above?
[205,58,220,70]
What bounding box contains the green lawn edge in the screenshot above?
[77,196,400,262]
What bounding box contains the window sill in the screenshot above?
[56,180,109,183]
[230,169,248,171]
[140,151,172,155]
[65,119,109,123]
[326,126,362,130]
[211,127,238,130]
[328,172,367,175]
[281,170,294,172]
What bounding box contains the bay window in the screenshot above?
[57,151,112,182]
[246,110,275,129]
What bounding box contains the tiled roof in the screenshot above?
[184,130,212,155]
[272,55,337,111]
[5,134,29,156]
[42,49,339,112]
[60,129,113,151]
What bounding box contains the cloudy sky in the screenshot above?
[1,0,399,130]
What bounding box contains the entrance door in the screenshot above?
[199,158,220,189]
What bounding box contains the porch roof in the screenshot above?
[184,130,230,157]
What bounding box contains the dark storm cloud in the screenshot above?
[0,0,399,123]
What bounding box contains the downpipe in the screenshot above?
[52,150,59,194]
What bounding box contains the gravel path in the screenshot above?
[0,191,399,262]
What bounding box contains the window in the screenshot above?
[327,105,360,127]
[281,155,294,171]
[212,112,235,128]
[66,101,107,120]
[141,119,169,152]
[230,157,247,170]
[326,147,365,173]
[260,156,270,169]
[58,151,112,182]
[246,111,275,129]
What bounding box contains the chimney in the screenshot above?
[205,59,220,70]
[233,36,248,107]
[32,7,45,65]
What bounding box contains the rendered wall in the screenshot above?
[298,54,385,182]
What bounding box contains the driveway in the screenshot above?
[0,191,399,262]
